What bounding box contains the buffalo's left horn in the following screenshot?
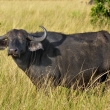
[0,34,7,40]
[27,26,47,41]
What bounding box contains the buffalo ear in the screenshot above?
[0,40,7,50]
[29,41,44,51]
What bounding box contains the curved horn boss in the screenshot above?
[27,26,47,41]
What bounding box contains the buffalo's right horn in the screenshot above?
[0,34,7,40]
[27,26,47,42]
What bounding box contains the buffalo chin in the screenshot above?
[8,53,20,58]
[13,54,20,57]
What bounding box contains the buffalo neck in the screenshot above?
[12,49,43,72]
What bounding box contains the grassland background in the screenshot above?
[0,1,110,110]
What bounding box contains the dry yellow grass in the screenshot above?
[0,1,110,110]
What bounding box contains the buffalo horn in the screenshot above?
[27,26,47,41]
[0,34,7,40]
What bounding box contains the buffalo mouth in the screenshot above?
[12,54,19,57]
[8,48,22,58]
[8,53,20,58]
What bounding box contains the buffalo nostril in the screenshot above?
[15,49,17,52]
[9,48,18,54]
[8,48,20,57]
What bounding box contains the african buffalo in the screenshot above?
[0,26,110,90]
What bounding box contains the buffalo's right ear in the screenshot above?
[0,40,7,50]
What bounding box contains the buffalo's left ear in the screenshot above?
[29,41,44,51]
[0,40,7,50]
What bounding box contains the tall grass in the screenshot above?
[0,1,110,110]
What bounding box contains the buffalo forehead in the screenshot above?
[7,29,27,39]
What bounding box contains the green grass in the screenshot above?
[0,1,110,110]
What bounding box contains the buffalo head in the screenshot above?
[0,26,47,57]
